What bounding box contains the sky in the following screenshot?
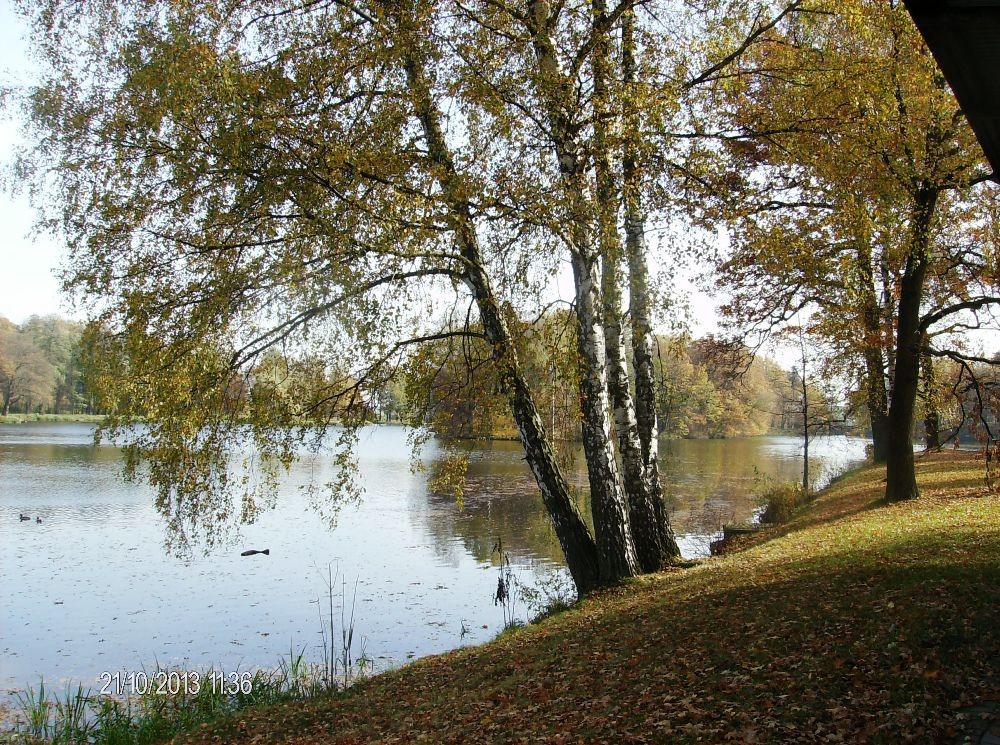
[0,3,72,325]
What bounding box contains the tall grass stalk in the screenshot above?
[492,537,522,630]
[341,576,359,688]
[314,562,366,691]
[7,572,374,743]
[7,653,361,743]
[53,683,92,743]
[14,679,52,740]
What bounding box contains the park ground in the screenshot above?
[168,450,1000,743]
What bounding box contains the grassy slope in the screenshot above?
[175,452,1000,744]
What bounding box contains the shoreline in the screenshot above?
[172,450,1000,743]
[6,451,995,742]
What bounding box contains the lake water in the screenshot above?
[0,423,867,698]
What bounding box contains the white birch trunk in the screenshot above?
[399,29,602,593]
[622,8,680,561]
[592,0,672,571]
[527,0,639,581]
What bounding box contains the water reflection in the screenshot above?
[418,434,868,565]
[0,423,866,696]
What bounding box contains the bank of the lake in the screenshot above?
[0,414,105,425]
[170,451,1000,744]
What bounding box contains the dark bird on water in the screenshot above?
[241,549,270,556]
[19,513,30,521]
[36,517,42,524]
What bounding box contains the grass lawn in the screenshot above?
[163,451,996,743]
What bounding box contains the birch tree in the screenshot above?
[16,0,807,589]
[15,0,602,586]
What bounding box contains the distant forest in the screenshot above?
[2,312,829,438]
[0,315,92,416]
[389,319,851,442]
[6,313,990,445]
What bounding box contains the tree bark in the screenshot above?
[1,375,16,415]
[920,335,940,450]
[591,0,671,573]
[854,240,890,462]
[799,329,810,493]
[881,261,898,387]
[864,344,890,462]
[571,248,641,582]
[526,0,639,582]
[602,259,667,571]
[399,33,601,594]
[622,8,680,564]
[885,187,938,502]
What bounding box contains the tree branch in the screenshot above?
[919,296,1000,332]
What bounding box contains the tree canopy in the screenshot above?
[691,0,1000,497]
[18,0,807,592]
[12,0,998,590]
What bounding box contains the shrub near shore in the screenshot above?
[0,414,105,424]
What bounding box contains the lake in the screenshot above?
[0,423,867,698]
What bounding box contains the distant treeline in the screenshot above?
[401,314,845,442]
[0,315,93,416]
[656,337,821,440]
[0,312,855,441]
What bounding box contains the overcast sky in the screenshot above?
[0,4,70,325]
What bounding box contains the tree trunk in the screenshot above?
[571,248,640,582]
[920,336,940,450]
[602,259,665,571]
[885,188,938,502]
[400,37,601,594]
[527,0,639,583]
[855,240,890,462]
[864,345,890,462]
[881,261,897,387]
[799,330,810,493]
[1,376,14,416]
[591,0,671,573]
[622,8,680,564]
